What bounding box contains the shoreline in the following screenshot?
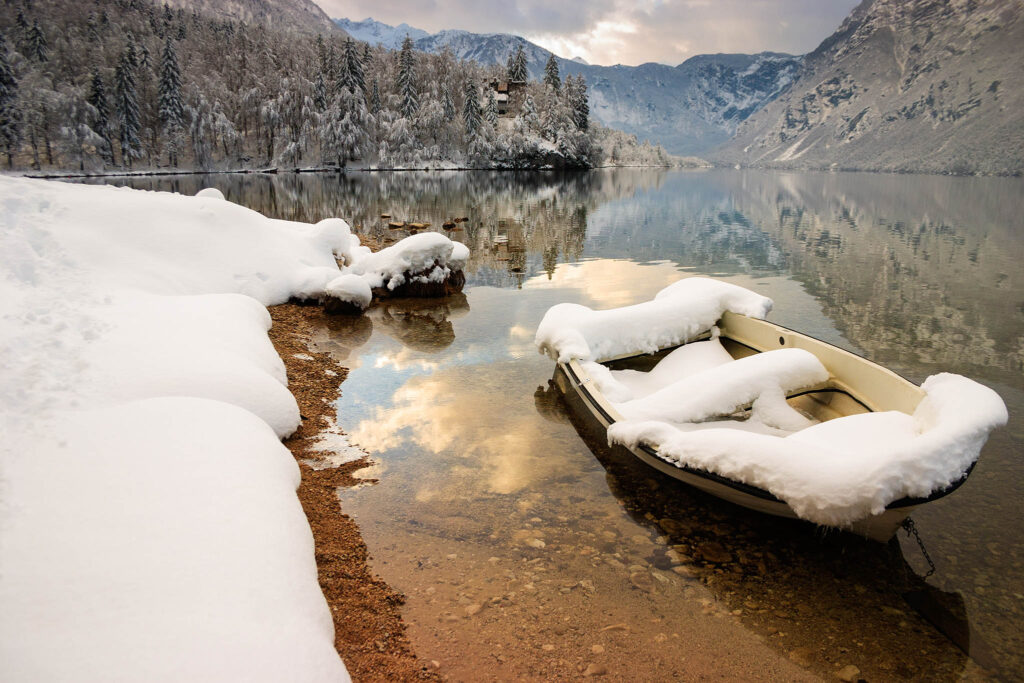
[267,303,439,682]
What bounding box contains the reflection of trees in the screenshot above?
[721,171,1024,382]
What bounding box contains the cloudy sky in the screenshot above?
[315,0,861,66]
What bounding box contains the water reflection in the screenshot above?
[83,168,1024,679]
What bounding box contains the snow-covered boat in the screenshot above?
[535,278,1007,541]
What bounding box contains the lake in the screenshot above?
[78,168,1024,680]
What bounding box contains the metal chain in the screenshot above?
[902,517,936,579]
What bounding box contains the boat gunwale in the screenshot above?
[560,318,975,512]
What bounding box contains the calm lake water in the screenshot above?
[79,169,1024,680]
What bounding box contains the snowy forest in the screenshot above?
[0,0,675,173]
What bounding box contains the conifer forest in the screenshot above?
[0,0,674,173]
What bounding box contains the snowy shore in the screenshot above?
[0,177,464,680]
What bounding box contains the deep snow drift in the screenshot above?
[536,277,1008,527]
[0,177,465,681]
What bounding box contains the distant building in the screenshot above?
[486,80,526,117]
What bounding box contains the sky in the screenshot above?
[315,0,862,66]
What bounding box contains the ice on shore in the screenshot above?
[0,177,473,681]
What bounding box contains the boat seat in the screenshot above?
[614,347,830,425]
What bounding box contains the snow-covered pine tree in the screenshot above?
[87,68,113,164]
[398,35,418,118]
[484,90,498,126]
[509,45,528,83]
[158,37,185,165]
[58,93,104,172]
[441,84,455,121]
[0,33,20,168]
[114,46,142,167]
[463,80,481,136]
[520,94,539,134]
[27,20,47,63]
[370,78,380,114]
[313,70,327,111]
[140,43,153,70]
[543,54,560,91]
[566,74,589,131]
[320,86,369,168]
[315,34,326,72]
[341,38,364,94]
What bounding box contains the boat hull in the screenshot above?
[550,315,951,543]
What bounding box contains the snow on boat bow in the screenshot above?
[535,278,1007,541]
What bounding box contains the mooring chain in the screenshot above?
[902,517,936,579]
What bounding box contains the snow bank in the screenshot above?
[0,177,351,681]
[535,277,773,362]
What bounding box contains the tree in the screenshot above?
[463,80,481,136]
[508,45,528,83]
[484,90,498,126]
[158,37,185,165]
[369,78,380,114]
[441,84,455,121]
[520,94,539,133]
[313,70,327,111]
[87,69,113,164]
[0,34,20,167]
[565,74,589,131]
[398,35,417,118]
[338,38,364,94]
[544,54,560,91]
[114,46,142,167]
[320,86,369,168]
[27,20,47,63]
[58,92,104,171]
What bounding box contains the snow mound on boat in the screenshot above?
[535,277,772,363]
[615,347,828,424]
[608,373,1007,527]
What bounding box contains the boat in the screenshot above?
[536,278,1007,541]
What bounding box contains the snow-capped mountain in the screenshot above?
[714,0,1024,175]
[335,17,428,48]
[164,0,342,34]
[333,17,801,156]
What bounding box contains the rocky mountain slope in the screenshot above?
[336,17,801,156]
[164,0,342,34]
[714,0,1024,174]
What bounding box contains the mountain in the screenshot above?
[332,17,801,156]
[714,0,1024,175]
[335,17,428,48]
[163,0,342,34]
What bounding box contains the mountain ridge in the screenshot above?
[334,16,802,156]
[713,0,1024,174]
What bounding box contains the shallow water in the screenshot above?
[82,169,1024,679]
